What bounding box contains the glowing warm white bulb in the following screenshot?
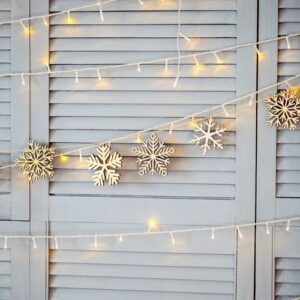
[75,71,79,84]
[286,220,291,232]
[97,0,104,22]
[178,32,190,42]
[45,63,51,73]
[119,235,123,242]
[3,237,7,249]
[193,55,199,66]
[266,223,270,235]
[213,51,222,64]
[94,235,98,248]
[42,16,48,26]
[248,94,255,106]
[136,133,142,143]
[137,64,141,72]
[21,74,26,86]
[173,76,179,88]
[222,104,229,117]
[211,228,215,240]
[170,232,176,245]
[164,59,168,72]
[54,237,59,250]
[285,36,291,49]
[237,226,243,239]
[32,237,37,249]
[96,69,102,81]
[137,0,144,5]
[79,149,83,162]
[169,123,174,135]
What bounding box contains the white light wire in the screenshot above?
[0,74,299,168]
[0,216,299,241]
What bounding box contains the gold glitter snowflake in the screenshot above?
[88,144,123,186]
[265,87,300,130]
[15,140,55,182]
[132,133,175,176]
[189,117,227,155]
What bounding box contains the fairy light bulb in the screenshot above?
[178,32,190,42]
[42,16,48,26]
[237,226,243,239]
[169,123,174,135]
[248,94,255,106]
[211,228,215,240]
[65,11,76,24]
[136,133,142,143]
[60,155,69,163]
[137,63,141,72]
[54,237,59,250]
[137,0,144,5]
[266,223,270,235]
[285,36,291,49]
[97,0,104,22]
[32,237,37,249]
[169,232,176,245]
[173,76,179,88]
[189,115,197,128]
[75,71,79,84]
[3,237,7,249]
[164,59,168,72]
[79,149,83,162]
[94,235,98,248]
[193,55,199,66]
[286,220,291,232]
[21,74,26,86]
[222,104,229,117]
[213,51,222,64]
[45,62,51,73]
[147,218,158,232]
[119,235,123,242]
[20,21,31,36]
[96,69,102,81]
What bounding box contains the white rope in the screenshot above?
[0,74,299,169]
[1,216,299,240]
[0,32,299,79]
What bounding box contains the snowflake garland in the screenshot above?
[88,144,123,186]
[15,140,55,182]
[132,133,175,176]
[189,117,227,155]
[265,87,300,130]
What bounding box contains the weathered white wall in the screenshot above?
[0,0,299,299]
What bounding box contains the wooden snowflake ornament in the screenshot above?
[88,144,123,186]
[15,140,55,182]
[265,87,300,130]
[132,133,175,176]
[189,117,227,155]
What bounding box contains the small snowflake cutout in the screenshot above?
[189,117,227,155]
[265,87,300,130]
[88,144,123,186]
[132,133,175,176]
[15,140,55,183]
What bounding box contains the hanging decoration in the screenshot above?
[265,87,300,130]
[15,140,55,182]
[88,144,123,186]
[189,117,227,155]
[132,133,175,176]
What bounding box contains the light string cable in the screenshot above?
[0,0,122,26]
[173,0,182,88]
[0,73,299,170]
[0,32,299,80]
[1,216,300,241]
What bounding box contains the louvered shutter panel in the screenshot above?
[0,0,29,220]
[277,0,300,198]
[256,0,300,299]
[0,0,11,219]
[274,226,300,300]
[49,223,237,300]
[29,0,257,298]
[0,222,29,300]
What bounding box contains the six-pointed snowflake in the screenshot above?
[15,140,55,183]
[189,117,227,155]
[132,133,175,176]
[265,87,300,130]
[88,144,123,186]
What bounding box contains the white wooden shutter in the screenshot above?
[29,0,257,298]
[0,0,30,220]
[48,222,237,300]
[256,0,300,299]
[277,0,300,198]
[0,0,11,219]
[0,222,29,300]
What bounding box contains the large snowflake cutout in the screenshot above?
[88,144,123,186]
[189,117,227,155]
[265,87,300,130]
[15,140,55,183]
[132,133,175,177]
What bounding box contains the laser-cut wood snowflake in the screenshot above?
[189,117,227,155]
[265,87,300,130]
[88,144,123,186]
[15,140,55,183]
[132,133,175,176]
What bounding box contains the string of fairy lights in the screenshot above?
[1,216,300,249]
